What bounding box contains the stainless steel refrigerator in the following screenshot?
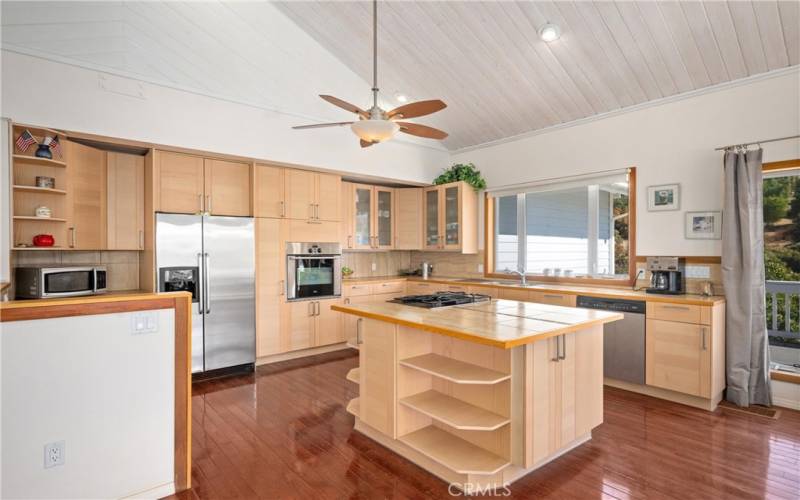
[156,213,255,374]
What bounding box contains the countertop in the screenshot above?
[343,275,725,306]
[331,298,623,349]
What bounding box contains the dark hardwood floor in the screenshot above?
[167,350,800,499]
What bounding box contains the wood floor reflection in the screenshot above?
[166,349,800,499]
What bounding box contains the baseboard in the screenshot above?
[604,378,722,411]
[256,343,350,366]
[121,481,175,499]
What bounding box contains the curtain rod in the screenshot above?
[714,134,800,151]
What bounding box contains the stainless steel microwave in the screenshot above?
[14,266,107,299]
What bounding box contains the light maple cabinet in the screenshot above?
[287,219,339,242]
[422,181,478,253]
[528,327,602,463]
[155,151,251,216]
[529,291,577,307]
[204,159,251,216]
[67,141,107,249]
[342,280,406,343]
[359,318,397,437]
[254,163,285,218]
[343,183,395,250]
[106,152,144,250]
[256,218,287,357]
[645,302,725,401]
[285,169,341,222]
[394,187,423,250]
[282,298,343,352]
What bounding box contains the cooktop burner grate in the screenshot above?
[389,291,492,308]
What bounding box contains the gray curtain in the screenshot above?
[721,148,772,407]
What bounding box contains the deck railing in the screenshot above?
[766,280,800,343]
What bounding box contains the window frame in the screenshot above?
[484,167,637,286]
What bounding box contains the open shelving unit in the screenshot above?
[346,397,360,418]
[346,367,360,385]
[399,353,511,384]
[399,426,510,475]
[399,390,509,431]
[11,124,70,249]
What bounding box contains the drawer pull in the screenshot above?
[662,305,690,310]
[543,294,563,299]
[701,327,707,350]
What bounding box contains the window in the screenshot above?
[489,169,634,282]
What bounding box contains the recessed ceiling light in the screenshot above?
[395,92,408,103]
[538,22,561,42]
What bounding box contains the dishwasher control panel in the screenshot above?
[576,296,646,314]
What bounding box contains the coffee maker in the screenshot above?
[645,256,685,294]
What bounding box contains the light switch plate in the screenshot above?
[131,312,158,334]
[685,265,711,279]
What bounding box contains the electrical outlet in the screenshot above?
[44,441,65,468]
[477,263,484,273]
[131,312,158,334]
[371,262,377,271]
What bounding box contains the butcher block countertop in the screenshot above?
[343,275,725,306]
[331,298,623,349]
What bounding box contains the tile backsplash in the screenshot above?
[342,251,412,278]
[410,251,485,279]
[634,260,724,296]
[12,251,141,292]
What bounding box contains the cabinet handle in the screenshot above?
[345,298,350,304]
[701,327,707,350]
[356,318,364,344]
[309,203,314,220]
[559,335,566,360]
[280,200,285,217]
[206,195,212,214]
[315,301,321,316]
[69,227,76,248]
[138,230,144,250]
[663,305,690,310]
[308,301,314,317]
[347,235,353,248]
[279,280,285,296]
[551,336,560,362]
[315,204,320,219]
[197,194,203,214]
[544,294,563,299]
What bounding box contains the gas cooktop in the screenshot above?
[389,291,492,308]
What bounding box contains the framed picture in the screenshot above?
[685,211,722,239]
[647,184,680,211]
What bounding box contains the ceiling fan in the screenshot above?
[292,0,448,148]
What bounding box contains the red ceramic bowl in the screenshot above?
[33,234,55,247]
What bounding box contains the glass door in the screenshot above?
[375,187,394,249]
[443,185,460,249]
[353,184,372,249]
[424,188,440,249]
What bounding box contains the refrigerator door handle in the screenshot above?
[197,252,204,314]
[204,252,211,314]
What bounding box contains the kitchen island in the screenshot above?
[331,298,623,493]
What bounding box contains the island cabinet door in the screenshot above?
[359,318,397,437]
[342,295,372,343]
[315,298,344,347]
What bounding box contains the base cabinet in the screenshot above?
[279,298,343,353]
[646,319,710,398]
[359,318,397,437]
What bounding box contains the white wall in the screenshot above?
[1,309,175,499]
[454,69,800,256]
[0,51,448,184]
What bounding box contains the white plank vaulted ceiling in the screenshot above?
[2,1,799,151]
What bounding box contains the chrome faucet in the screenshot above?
[504,266,528,286]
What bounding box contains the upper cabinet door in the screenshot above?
[106,152,144,250]
[423,187,440,249]
[340,182,354,249]
[394,188,422,250]
[254,164,285,218]
[353,184,373,249]
[156,151,204,214]
[375,187,394,249]
[68,141,107,249]
[204,159,251,216]
[285,169,315,220]
[315,172,341,221]
[442,184,460,249]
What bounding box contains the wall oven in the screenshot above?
[14,266,107,299]
[286,242,341,301]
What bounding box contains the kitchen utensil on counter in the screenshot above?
[35,176,55,189]
[32,234,55,247]
[701,281,714,296]
[645,256,685,294]
[34,206,52,218]
[421,262,433,279]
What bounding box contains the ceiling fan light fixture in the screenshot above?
[395,92,408,103]
[538,22,561,42]
[351,119,399,143]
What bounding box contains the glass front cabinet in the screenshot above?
[422,181,478,253]
[345,183,394,250]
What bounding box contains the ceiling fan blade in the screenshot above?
[396,122,449,140]
[360,139,375,148]
[292,121,353,130]
[320,95,369,118]
[388,99,447,119]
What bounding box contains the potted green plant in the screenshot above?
[433,163,486,191]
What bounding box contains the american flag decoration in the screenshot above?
[15,129,37,153]
[49,136,61,157]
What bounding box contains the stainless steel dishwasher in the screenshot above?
[576,296,646,384]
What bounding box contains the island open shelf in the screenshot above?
[332,299,623,491]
